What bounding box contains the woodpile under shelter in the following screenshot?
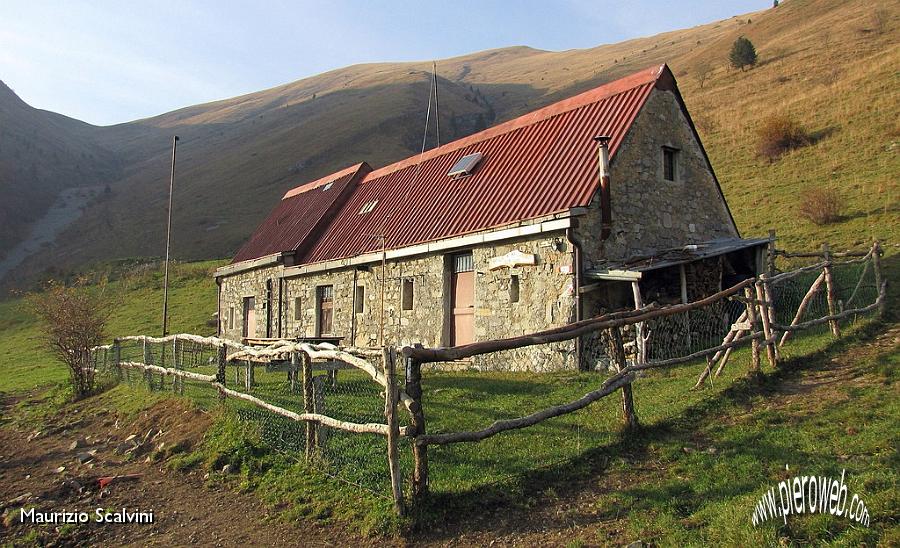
[214,64,767,371]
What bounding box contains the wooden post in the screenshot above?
[679,264,692,351]
[755,277,777,368]
[763,280,779,359]
[610,327,638,429]
[301,352,316,459]
[822,243,841,338]
[779,272,824,347]
[172,335,181,393]
[694,311,747,387]
[631,281,646,364]
[872,240,885,319]
[289,352,297,394]
[767,229,777,277]
[383,347,405,515]
[245,360,255,390]
[142,336,153,389]
[217,345,227,402]
[405,353,428,499]
[745,287,761,374]
[113,338,122,381]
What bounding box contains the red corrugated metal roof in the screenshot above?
[301,65,665,265]
[231,163,370,263]
[232,64,673,266]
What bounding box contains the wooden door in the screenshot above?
[317,286,334,336]
[450,253,475,346]
[242,296,256,339]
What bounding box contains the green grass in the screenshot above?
[0,256,895,543]
[0,260,221,395]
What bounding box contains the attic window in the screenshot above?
[448,152,483,179]
[663,147,679,181]
[358,200,378,214]
[322,182,334,191]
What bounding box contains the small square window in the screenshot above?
[402,279,414,311]
[663,147,678,181]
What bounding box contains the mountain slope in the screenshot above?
[1,0,896,288]
[0,81,121,262]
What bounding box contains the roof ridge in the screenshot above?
[282,162,368,200]
[362,64,667,182]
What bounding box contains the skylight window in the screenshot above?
[448,152,483,179]
[322,182,334,191]
[358,200,378,215]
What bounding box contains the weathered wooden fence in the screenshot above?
[92,240,886,514]
[397,239,886,500]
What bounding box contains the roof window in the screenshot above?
[358,200,378,215]
[448,152,483,179]
[322,182,334,191]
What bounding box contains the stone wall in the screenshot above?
[218,265,281,340]
[576,88,738,269]
[219,232,577,371]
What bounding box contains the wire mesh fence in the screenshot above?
[90,242,886,512]
[95,337,399,498]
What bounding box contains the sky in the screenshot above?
[0,1,768,126]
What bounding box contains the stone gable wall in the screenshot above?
[576,88,738,268]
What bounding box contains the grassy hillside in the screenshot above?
[2,0,896,289]
[0,260,220,394]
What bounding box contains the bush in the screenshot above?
[799,188,843,225]
[26,279,112,398]
[729,36,758,71]
[756,114,811,160]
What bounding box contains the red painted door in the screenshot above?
[451,253,475,346]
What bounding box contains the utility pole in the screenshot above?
[162,135,179,336]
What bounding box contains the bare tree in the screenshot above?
[27,279,112,399]
[695,62,714,89]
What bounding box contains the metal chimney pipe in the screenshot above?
[594,136,612,241]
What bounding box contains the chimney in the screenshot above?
[594,136,612,241]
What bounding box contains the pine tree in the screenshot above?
[729,36,758,71]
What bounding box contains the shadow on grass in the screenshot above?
[410,317,892,533]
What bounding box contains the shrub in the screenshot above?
[26,279,112,399]
[729,36,758,71]
[799,187,843,225]
[756,114,811,160]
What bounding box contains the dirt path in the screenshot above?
[0,398,364,547]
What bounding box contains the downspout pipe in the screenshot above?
[594,135,612,241]
[566,226,585,370]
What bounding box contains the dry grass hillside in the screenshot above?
[1,0,896,288]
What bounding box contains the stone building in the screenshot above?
[214,64,766,371]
